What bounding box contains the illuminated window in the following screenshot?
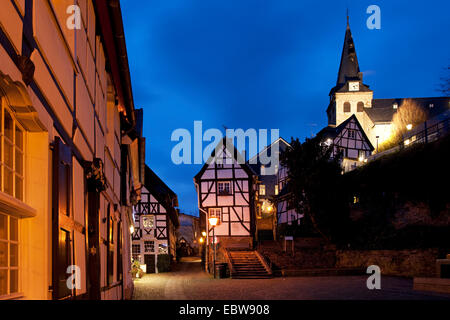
[275,185,279,195]
[158,243,168,254]
[218,181,231,195]
[0,102,25,201]
[0,213,19,296]
[142,215,155,228]
[259,185,266,196]
[261,165,265,175]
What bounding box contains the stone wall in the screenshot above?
[336,249,440,277]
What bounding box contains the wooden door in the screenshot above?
[144,254,156,273]
[52,137,74,300]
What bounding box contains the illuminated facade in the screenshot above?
[0,0,145,300]
[325,18,450,150]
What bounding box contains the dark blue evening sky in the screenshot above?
[121,0,450,215]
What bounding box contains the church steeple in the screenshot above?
[336,16,362,85]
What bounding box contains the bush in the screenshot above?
[157,254,171,273]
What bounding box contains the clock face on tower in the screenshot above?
[349,82,360,91]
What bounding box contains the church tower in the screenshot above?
[327,16,373,130]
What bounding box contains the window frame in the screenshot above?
[144,240,155,253]
[217,181,231,195]
[259,184,266,196]
[357,102,364,112]
[0,213,20,298]
[343,102,351,113]
[142,215,155,229]
[0,99,25,201]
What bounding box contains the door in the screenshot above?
[144,254,155,273]
[52,137,74,300]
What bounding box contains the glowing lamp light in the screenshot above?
[267,205,273,212]
[202,231,207,237]
[130,225,135,234]
[406,124,413,131]
[359,156,365,162]
[199,237,204,244]
[404,139,410,146]
[209,217,219,226]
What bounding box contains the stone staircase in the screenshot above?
[228,250,272,279]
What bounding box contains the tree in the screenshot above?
[378,99,428,152]
[281,137,349,243]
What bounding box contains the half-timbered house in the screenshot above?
[132,165,179,273]
[248,138,290,240]
[194,138,273,278]
[0,0,144,300]
[317,114,374,172]
[275,164,304,227]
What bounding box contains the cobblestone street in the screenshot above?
[132,258,450,300]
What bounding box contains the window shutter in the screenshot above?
[52,137,73,300]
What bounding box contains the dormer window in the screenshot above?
[393,103,398,110]
[218,181,231,195]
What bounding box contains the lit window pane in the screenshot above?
[10,217,18,242]
[0,242,7,267]
[15,150,23,175]
[15,126,23,150]
[10,243,18,267]
[0,214,6,240]
[0,270,7,295]
[4,140,13,168]
[10,269,18,293]
[4,111,13,140]
[15,176,23,201]
[4,168,13,196]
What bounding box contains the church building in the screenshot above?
[323,17,449,165]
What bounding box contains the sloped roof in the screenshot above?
[194,137,256,182]
[248,137,291,174]
[367,97,450,123]
[317,114,374,151]
[144,165,179,227]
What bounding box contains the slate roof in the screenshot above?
[367,97,450,123]
[329,20,371,95]
[144,165,179,227]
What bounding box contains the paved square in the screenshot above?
[132,258,450,300]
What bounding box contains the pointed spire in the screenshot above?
[336,13,361,85]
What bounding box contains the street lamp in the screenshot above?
[202,231,207,237]
[208,217,219,278]
[406,124,413,131]
[376,136,380,153]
